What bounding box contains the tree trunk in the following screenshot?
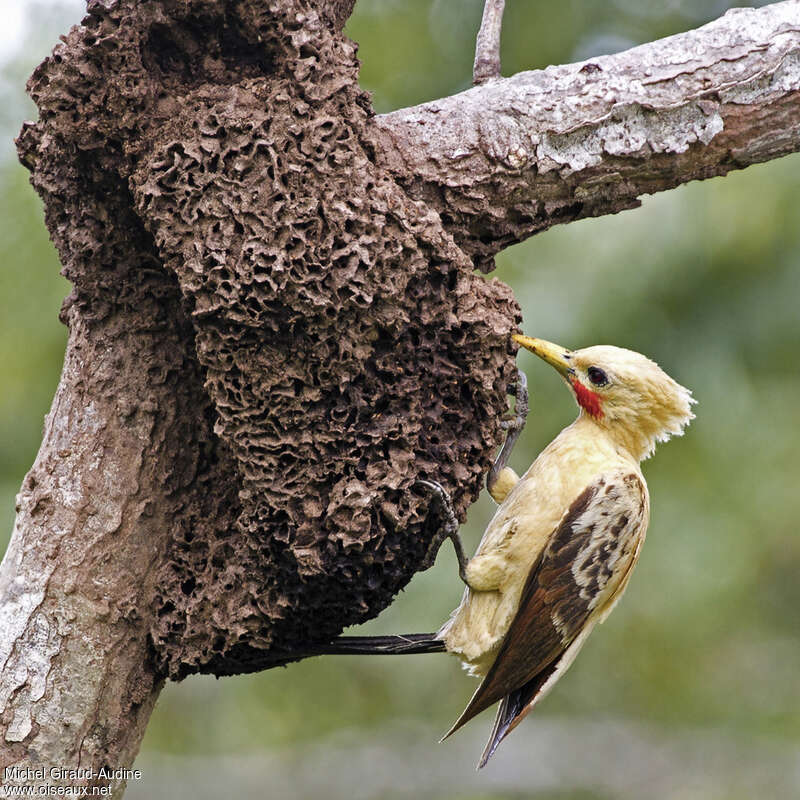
[0,162,231,792]
[2,0,799,794]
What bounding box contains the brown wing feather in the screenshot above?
[445,471,647,739]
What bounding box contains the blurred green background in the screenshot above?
[2,1,799,798]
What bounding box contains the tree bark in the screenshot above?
[375,1,800,271]
[473,0,506,85]
[2,0,800,794]
[0,152,237,792]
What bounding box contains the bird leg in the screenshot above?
[414,479,469,584]
[486,368,528,504]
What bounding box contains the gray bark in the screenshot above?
[376,1,800,271]
[473,0,506,84]
[0,321,165,796]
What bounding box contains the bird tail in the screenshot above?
[477,657,562,768]
[292,633,447,657]
[478,694,519,768]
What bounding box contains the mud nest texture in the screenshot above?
[19,0,521,678]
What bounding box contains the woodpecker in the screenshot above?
[300,335,695,767]
[437,335,695,765]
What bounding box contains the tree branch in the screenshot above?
[0,318,165,797]
[374,1,800,271]
[473,0,506,85]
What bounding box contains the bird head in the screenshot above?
[513,334,695,461]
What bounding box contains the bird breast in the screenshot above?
[439,416,647,675]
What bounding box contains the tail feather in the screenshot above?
[477,657,561,768]
[294,633,446,657]
[478,692,523,768]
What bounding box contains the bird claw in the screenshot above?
[414,480,469,584]
[510,368,529,420]
[499,415,524,432]
[487,369,529,496]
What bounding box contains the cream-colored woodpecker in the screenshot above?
[437,335,695,765]
[305,335,694,768]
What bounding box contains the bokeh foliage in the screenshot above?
[1,1,798,797]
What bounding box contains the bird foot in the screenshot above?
[487,368,528,497]
[414,480,469,584]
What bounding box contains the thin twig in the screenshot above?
[473,0,506,84]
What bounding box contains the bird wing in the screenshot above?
[443,470,648,747]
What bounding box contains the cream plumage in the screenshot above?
[439,335,695,766]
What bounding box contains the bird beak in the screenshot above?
[512,334,573,377]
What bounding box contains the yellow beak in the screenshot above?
[512,334,574,377]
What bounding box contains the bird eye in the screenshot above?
[587,366,608,386]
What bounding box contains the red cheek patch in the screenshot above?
[570,379,604,418]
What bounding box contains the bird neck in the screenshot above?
[575,411,651,463]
